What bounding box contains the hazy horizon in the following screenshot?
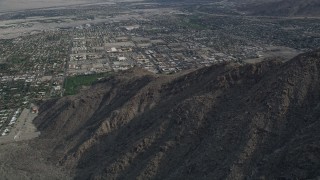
[0,0,99,13]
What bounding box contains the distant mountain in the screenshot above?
[32,49,320,179]
[154,0,320,17]
[238,0,320,17]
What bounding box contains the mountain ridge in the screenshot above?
[155,0,320,17]
[32,49,320,179]
[237,0,320,17]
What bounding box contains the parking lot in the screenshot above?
[0,108,40,144]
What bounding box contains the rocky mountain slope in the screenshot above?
[237,0,320,17]
[32,50,320,179]
[155,0,320,17]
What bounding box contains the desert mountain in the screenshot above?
[32,50,320,179]
[238,0,320,17]
[155,0,320,17]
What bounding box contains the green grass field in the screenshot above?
[64,72,110,95]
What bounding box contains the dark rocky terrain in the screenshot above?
[156,0,320,17]
[29,49,320,179]
[237,0,320,17]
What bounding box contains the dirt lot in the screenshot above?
[0,108,71,179]
[0,108,40,144]
[244,46,303,64]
